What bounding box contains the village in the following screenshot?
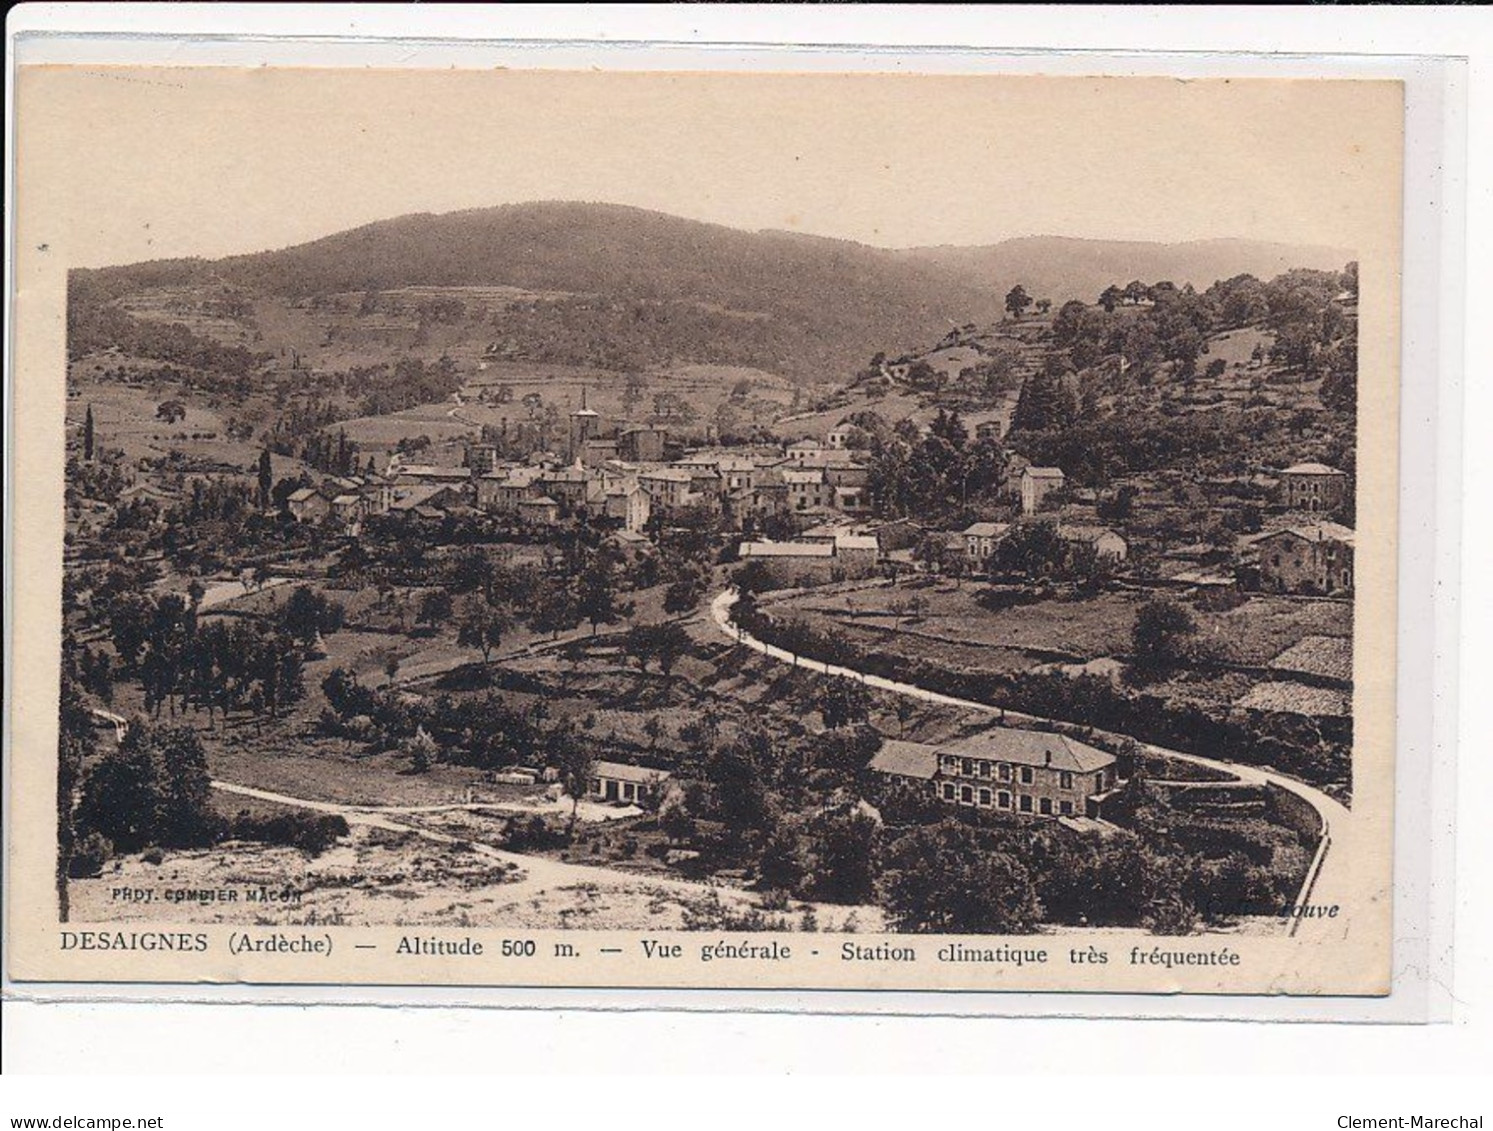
[56,229,1359,936]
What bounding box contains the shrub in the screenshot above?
[229,811,350,856]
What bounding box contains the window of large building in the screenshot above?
[1019,796,1033,813]
[960,785,973,804]
[998,791,1011,808]
[1059,771,1073,789]
[1060,801,1074,816]
[1040,798,1053,815]
[979,761,991,778]
[999,764,1012,781]
[942,783,955,801]
[1020,767,1034,785]
[978,789,991,807]
[961,758,974,777]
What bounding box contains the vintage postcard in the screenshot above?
[6,65,1403,998]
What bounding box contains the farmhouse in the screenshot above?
[517,495,561,526]
[1247,522,1354,595]
[961,521,1010,564]
[1019,466,1066,515]
[1278,462,1348,513]
[588,761,672,805]
[603,484,652,532]
[1057,524,1128,561]
[870,727,1119,819]
[785,439,824,463]
[825,422,856,450]
[286,487,330,523]
[783,468,834,512]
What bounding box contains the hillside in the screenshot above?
[901,236,1353,308]
[72,203,999,383]
[69,204,1350,387]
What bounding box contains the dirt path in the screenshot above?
[710,588,1358,939]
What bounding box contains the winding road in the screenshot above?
[709,589,1360,940]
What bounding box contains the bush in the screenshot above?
[67,832,114,879]
[229,811,350,856]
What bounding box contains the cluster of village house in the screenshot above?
[280,395,1353,598]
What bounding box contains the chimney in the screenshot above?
[1044,750,1051,766]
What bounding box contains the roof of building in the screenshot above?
[640,468,695,483]
[1059,524,1124,545]
[1022,466,1066,480]
[782,469,826,485]
[939,728,1116,773]
[801,522,857,541]
[835,535,880,552]
[1252,522,1355,548]
[962,522,1009,538]
[396,464,471,480]
[538,466,595,484]
[787,439,823,450]
[1281,462,1346,477]
[287,487,318,502]
[331,494,360,506]
[591,760,672,784]
[390,484,454,511]
[738,540,835,559]
[869,741,940,781]
[520,495,559,507]
[1234,681,1351,718]
[1267,635,1352,682]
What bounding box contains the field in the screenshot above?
[764,581,1351,703]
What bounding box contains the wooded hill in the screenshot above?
[69,203,1349,384]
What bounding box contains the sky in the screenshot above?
[17,67,1402,268]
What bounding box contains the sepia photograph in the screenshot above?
[6,64,1406,996]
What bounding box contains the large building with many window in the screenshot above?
[869,727,1119,819]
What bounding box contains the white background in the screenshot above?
[3,2,1490,1117]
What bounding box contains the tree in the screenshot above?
[1010,370,1079,434]
[626,621,691,676]
[83,404,96,462]
[816,677,871,730]
[404,726,438,774]
[707,728,775,837]
[530,580,579,640]
[417,588,455,633]
[457,597,512,663]
[804,808,881,903]
[548,725,594,838]
[279,585,345,649]
[1129,599,1198,679]
[575,550,633,636]
[913,532,949,576]
[1099,285,1122,314]
[156,400,186,425]
[74,720,218,855]
[879,821,1041,933]
[1005,284,1033,321]
[56,672,94,915]
[256,448,273,507]
[383,655,401,687]
[658,790,696,845]
[662,563,709,618]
